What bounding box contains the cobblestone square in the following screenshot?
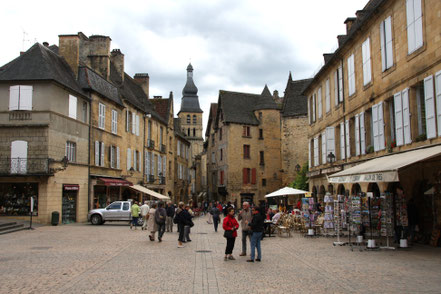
[1,216,441,294]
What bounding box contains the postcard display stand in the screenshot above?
[323,194,334,237]
[333,195,347,246]
[302,198,316,236]
[380,193,395,250]
[349,194,364,250]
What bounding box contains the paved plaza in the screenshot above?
[1,216,441,294]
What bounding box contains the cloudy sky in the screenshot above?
[1,0,368,128]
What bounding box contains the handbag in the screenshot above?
[224,229,234,238]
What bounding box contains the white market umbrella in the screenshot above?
[265,187,308,198]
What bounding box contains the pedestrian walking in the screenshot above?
[211,204,221,232]
[146,203,157,241]
[155,202,167,242]
[238,201,253,256]
[247,206,264,262]
[140,201,150,231]
[165,202,175,232]
[223,207,239,261]
[184,204,194,242]
[175,202,191,248]
[130,201,141,230]
[207,202,213,224]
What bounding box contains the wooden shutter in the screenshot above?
[338,66,343,103]
[360,112,366,155]
[424,76,436,139]
[100,142,105,167]
[326,127,335,158]
[11,140,28,174]
[435,71,441,137]
[135,115,140,136]
[308,139,311,168]
[127,148,131,170]
[131,112,136,134]
[110,146,114,168]
[378,102,385,150]
[318,87,322,118]
[380,20,387,71]
[126,109,129,132]
[139,150,142,172]
[345,119,350,158]
[312,94,316,122]
[362,38,371,85]
[9,86,20,110]
[313,137,319,166]
[163,156,166,175]
[116,146,120,169]
[340,122,345,160]
[402,89,412,144]
[394,92,404,146]
[251,168,256,185]
[385,17,393,69]
[325,79,330,113]
[95,141,100,166]
[243,168,247,184]
[20,86,33,110]
[220,170,224,185]
[334,71,339,107]
[69,95,77,119]
[355,114,360,156]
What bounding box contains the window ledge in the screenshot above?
[406,44,426,62]
[381,64,396,78]
[363,82,373,91]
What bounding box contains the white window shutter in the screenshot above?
[11,140,28,174]
[95,141,100,166]
[116,146,120,169]
[308,140,311,168]
[307,97,311,124]
[378,102,385,150]
[321,132,326,164]
[394,92,404,146]
[313,137,319,166]
[126,109,129,132]
[326,127,335,158]
[360,112,366,155]
[338,66,343,102]
[385,17,393,69]
[435,71,441,137]
[345,119,351,158]
[362,38,371,85]
[312,94,316,122]
[100,142,105,167]
[163,156,166,175]
[334,71,339,107]
[110,146,114,168]
[152,154,156,176]
[132,112,136,134]
[136,115,140,136]
[69,95,77,119]
[372,104,379,151]
[407,0,416,53]
[147,152,151,175]
[355,114,360,156]
[402,88,412,144]
[340,122,346,160]
[424,76,436,139]
[133,150,137,171]
[127,148,131,170]
[20,86,33,110]
[158,155,162,175]
[318,88,322,119]
[9,86,20,110]
[380,21,386,71]
[325,79,330,113]
[414,0,423,50]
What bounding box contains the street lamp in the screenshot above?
[295,164,301,173]
[327,152,336,165]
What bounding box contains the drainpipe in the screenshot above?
[87,95,92,211]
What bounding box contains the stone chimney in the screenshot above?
[58,34,80,78]
[344,17,356,34]
[356,10,368,20]
[169,91,173,99]
[87,35,111,80]
[110,49,124,83]
[273,90,279,99]
[134,73,150,98]
[43,42,49,47]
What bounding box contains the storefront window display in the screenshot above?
[0,183,38,216]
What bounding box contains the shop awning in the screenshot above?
[129,185,170,200]
[98,178,133,186]
[265,187,308,198]
[328,145,441,184]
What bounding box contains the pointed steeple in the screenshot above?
[179,63,202,114]
[261,84,272,97]
[288,71,293,81]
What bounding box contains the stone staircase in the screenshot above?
[0,221,26,235]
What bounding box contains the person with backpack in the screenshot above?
[174,202,187,248]
[184,204,194,242]
[211,203,221,232]
[165,202,175,232]
[155,202,167,242]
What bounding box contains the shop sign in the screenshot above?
[63,184,79,191]
[328,171,398,183]
[305,192,312,198]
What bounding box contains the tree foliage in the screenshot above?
[289,163,308,191]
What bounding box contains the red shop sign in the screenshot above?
[63,184,79,191]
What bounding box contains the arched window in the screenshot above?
[193,115,197,124]
[187,115,190,123]
[193,128,196,137]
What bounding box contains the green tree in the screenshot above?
[289,163,308,191]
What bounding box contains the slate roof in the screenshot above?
[78,66,123,107]
[205,103,218,137]
[150,98,170,123]
[174,118,190,143]
[303,0,386,94]
[179,63,202,114]
[255,85,279,110]
[282,76,312,117]
[0,43,86,98]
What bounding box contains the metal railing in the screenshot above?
[148,175,155,183]
[147,140,155,149]
[0,157,51,175]
[159,176,166,185]
[160,144,166,153]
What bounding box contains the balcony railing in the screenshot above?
[160,144,166,153]
[147,140,155,149]
[9,112,32,121]
[148,175,155,183]
[159,176,166,185]
[0,157,51,175]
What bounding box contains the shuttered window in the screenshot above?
[116,147,120,169]
[95,141,105,166]
[406,0,423,54]
[355,114,361,156]
[69,95,77,119]
[334,66,344,106]
[318,87,322,119]
[98,103,106,129]
[380,16,394,71]
[251,168,256,185]
[131,112,136,135]
[394,92,404,146]
[435,70,441,137]
[372,102,386,151]
[325,79,330,113]
[360,113,366,155]
[362,38,372,86]
[308,139,312,168]
[424,75,436,139]
[135,115,140,136]
[321,131,327,165]
[127,148,131,170]
[326,127,335,161]
[345,119,351,158]
[347,54,356,96]
[340,122,345,160]
[163,156,166,175]
[313,137,319,166]
[11,140,28,174]
[312,94,316,122]
[9,85,33,111]
[145,151,149,175]
[111,110,118,134]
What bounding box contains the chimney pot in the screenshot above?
[43,42,49,47]
[344,17,356,34]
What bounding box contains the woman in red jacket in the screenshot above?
[223,207,239,261]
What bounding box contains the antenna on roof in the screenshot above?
[22,29,29,51]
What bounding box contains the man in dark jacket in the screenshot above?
[247,206,264,262]
[155,202,167,242]
[211,204,221,232]
[166,202,175,232]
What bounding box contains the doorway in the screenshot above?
[62,185,78,224]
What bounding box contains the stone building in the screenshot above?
[280,73,312,186]
[207,86,283,205]
[304,0,441,235]
[0,43,90,224]
[205,103,218,201]
[173,118,191,203]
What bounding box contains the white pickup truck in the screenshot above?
[87,201,143,225]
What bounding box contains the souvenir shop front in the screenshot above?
[326,145,441,247]
[91,177,133,209]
